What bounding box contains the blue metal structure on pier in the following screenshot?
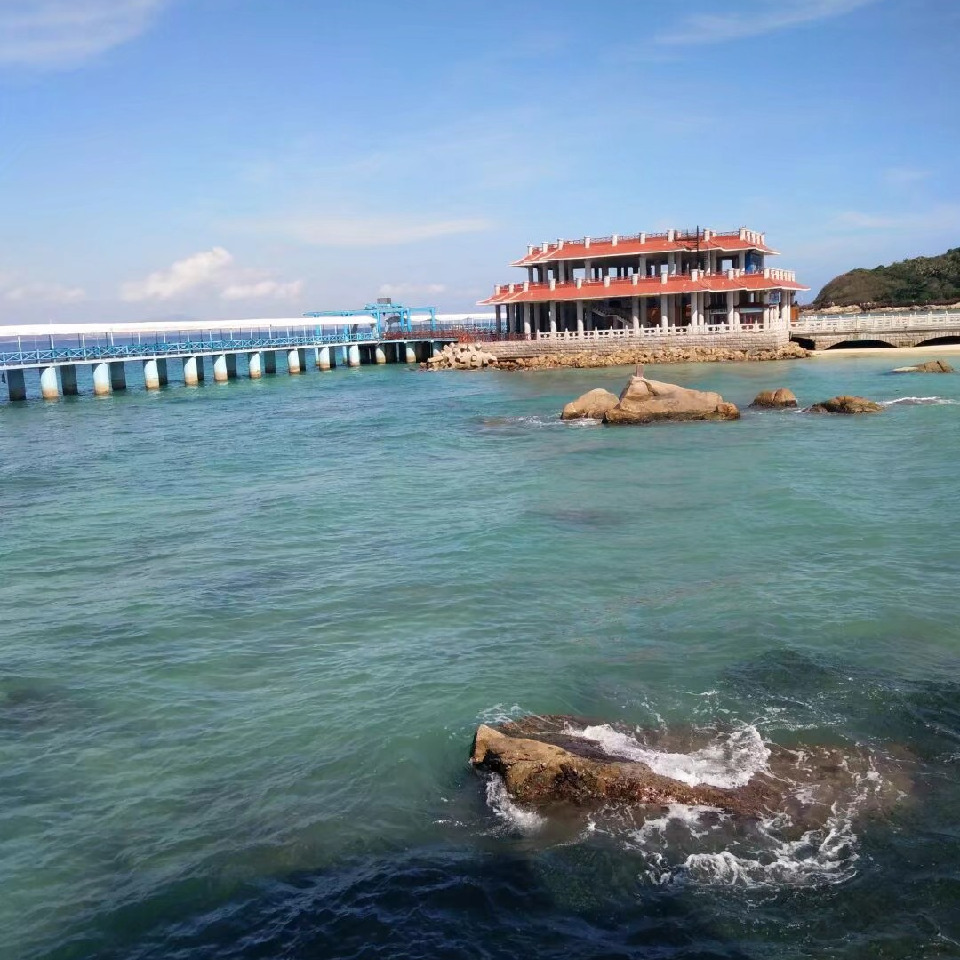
[303,300,437,334]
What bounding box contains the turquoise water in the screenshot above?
[1,354,959,959]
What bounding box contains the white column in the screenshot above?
[347,344,360,367]
[660,294,670,330]
[213,354,229,383]
[93,362,112,396]
[549,301,557,334]
[726,291,737,329]
[143,359,160,390]
[287,348,302,374]
[316,346,331,370]
[39,366,60,400]
[780,291,791,327]
[374,345,387,364]
[404,343,417,363]
[183,356,201,386]
[576,300,584,335]
[631,297,640,335]
[248,351,263,378]
[523,303,531,340]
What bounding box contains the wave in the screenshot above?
[484,774,545,834]
[882,396,960,406]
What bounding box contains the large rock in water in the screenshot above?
[892,359,954,373]
[809,395,883,414]
[602,375,739,425]
[561,388,619,420]
[750,388,798,408]
[471,721,772,816]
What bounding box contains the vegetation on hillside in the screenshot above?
[813,247,960,308]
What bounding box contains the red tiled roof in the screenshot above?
[479,273,808,306]
[512,232,777,266]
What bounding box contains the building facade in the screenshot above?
[479,228,807,340]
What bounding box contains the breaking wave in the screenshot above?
[882,396,959,405]
[484,775,545,834]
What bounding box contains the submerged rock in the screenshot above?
[560,388,619,420]
[750,388,798,409]
[809,395,883,414]
[892,359,954,373]
[601,375,739,425]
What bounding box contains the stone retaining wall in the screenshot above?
[486,330,789,359]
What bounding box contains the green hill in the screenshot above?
[813,247,960,309]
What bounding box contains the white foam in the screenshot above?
[883,396,959,405]
[566,723,770,788]
[484,775,544,834]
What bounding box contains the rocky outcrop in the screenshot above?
[498,342,810,371]
[471,722,771,816]
[601,375,739,425]
[560,388,619,421]
[809,395,883,414]
[750,388,798,408]
[424,343,499,371]
[892,359,954,373]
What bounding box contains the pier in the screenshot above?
[790,310,960,350]
[0,304,458,402]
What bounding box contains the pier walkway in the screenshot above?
[790,310,960,350]
[0,312,457,402]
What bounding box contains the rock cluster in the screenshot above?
[499,342,809,371]
[750,388,798,408]
[424,343,499,371]
[562,375,739,425]
[809,395,884,414]
[892,359,954,373]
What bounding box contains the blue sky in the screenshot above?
[0,0,957,322]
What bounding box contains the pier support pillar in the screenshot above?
[660,294,670,331]
[143,358,161,390]
[183,355,202,387]
[374,345,387,364]
[287,348,302,374]
[92,362,112,396]
[631,297,639,335]
[248,351,263,379]
[7,368,26,401]
[157,359,168,386]
[404,343,416,363]
[264,351,277,375]
[549,301,557,335]
[61,364,79,396]
[39,366,60,400]
[109,362,126,391]
[726,291,738,330]
[213,354,229,383]
[316,346,332,370]
[576,301,584,335]
[348,344,360,367]
[523,303,531,340]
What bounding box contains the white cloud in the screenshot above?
[654,0,874,45]
[119,247,304,304]
[121,247,233,301]
[2,280,86,303]
[257,216,493,247]
[0,0,172,68]
[378,282,447,298]
[220,279,303,301]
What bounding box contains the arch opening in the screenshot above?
[825,339,896,350]
[915,335,960,347]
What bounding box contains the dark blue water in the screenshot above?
[1,352,959,959]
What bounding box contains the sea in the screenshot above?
[1,351,959,959]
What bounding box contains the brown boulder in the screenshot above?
[750,388,798,409]
[602,375,740,425]
[560,388,620,420]
[892,359,954,373]
[809,395,883,414]
[470,723,769,816]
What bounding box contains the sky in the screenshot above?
[0,0,958,323]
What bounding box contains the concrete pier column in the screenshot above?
[287,349,302,375]
[348,344,360,367]
[92,362,112,396]
[780,291,791,327]
[213,354,229,383]
[109,362,126,391]
[576,300,585,335]
[183,356,201,386]
[523,303,531,340]
[61,364,79,396]
[660,294,670,331]
[549,301,557,335]
[7,369,27,401]
[404,343,416,363]
[39,366,60,400]
[631,297,640,335]
[374,345,387,364]
[316,346,331,370]
[248,351,263,378]
[143,358,161,390]
[264,351,277,375]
